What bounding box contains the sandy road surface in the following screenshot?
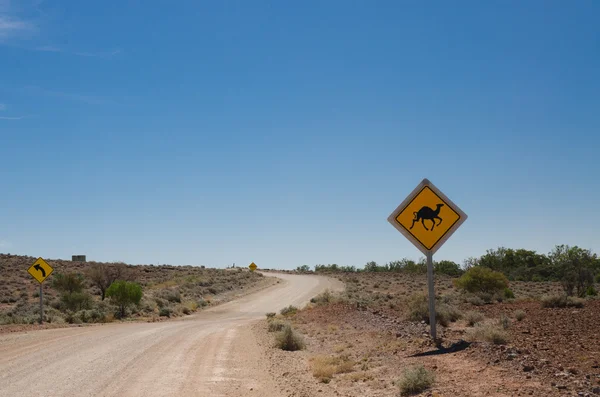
[0,273,342,397]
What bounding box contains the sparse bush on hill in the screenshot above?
[280,305,298,316]
[106,280,143,318]
[52,272,93,311]
[310,355,354,382]
[275,324,305,351]
[407,293,461,326]
[467,322,509,345]
[454,266,509,294]
[503,288,515,299]
[595,273,600,283]
[540,294,585,308]
[514,310,526,321]
[396,365,435,396]
[310,289,334,305]
[268,319,286,332]
[586,285,597,296]
[464,311,484,326]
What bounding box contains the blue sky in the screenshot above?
[1,1,599,269]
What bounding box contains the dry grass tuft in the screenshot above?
[466,321,509,345]
[396,365,435,396]
[310,355,355,382]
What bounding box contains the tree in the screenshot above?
[295,265,311,272]
[549,245,596,297]
[86,263,133,301]
[434,260,463,277]
[453,266,509,294]
[106,280,143,318]
[52,272,91,311]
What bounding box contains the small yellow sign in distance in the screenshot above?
[249,262,257,271]
[28,257,54,284]
[388,179,467,255]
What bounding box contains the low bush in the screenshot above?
[504,288,515,299]
[454,267,509,294]
[514,310,526,321]
[310,290,333,305]
[268,319,286,332]
[586,286,597,296]
[396,365,435,396]
[310,355,355,382]
[280,305,298,316]
[465,294,485,306]
[407,294,461,327]
[275,324,305,351]
[464,311,484,326]
[595,274,600,284]
[265,312,276,319]
[159,307,172,317]
[467,322,509,345]
[541,294,585,308]
[498,314,511,330]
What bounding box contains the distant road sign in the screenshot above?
[387,178,467,256]
[249,262,257,271]
[28,257,54,284]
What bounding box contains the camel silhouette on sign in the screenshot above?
[410,204,443,231]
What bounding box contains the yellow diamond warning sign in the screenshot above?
[249,262,257,271]
[388,179,467,255]
[28,257,54,284]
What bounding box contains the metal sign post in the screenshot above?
[387,179,467,340]
[28,257,54,325]
[39,283,43,324]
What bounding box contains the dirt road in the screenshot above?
[0,273,342,397]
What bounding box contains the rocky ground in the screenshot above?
[255,272,600,396]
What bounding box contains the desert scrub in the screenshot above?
[265,312,276,319]
[464,311,484,326]
[407,293,461,326]
[396,365,435,396]
[467,322,509,345]
[268,319,286,332]
[310,355,355,382]
[275,324,305,351]
[514,310,526,321]
[279,305,298,316]
[454,266,509,294]
[541,294,585,308]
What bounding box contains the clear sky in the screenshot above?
[1,1,599,269]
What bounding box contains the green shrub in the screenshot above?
[464,311,484,326]
[275,325,305,351]
[396,365,435,396]
[504,288,515,299]
[268,319,286,332]
[182,306,191,315]
[280,305,298,316]
[586,286,597,296]
[514,310,526,321]
[595,274,600,283]
[266,312,276,319]
[61,292,92,311]
[106,280,143,318]
[454,267,509,294]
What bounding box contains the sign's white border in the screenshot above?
[387,178,468,256]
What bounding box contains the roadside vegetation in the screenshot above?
[0,254,270,326]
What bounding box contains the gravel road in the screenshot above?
[0,273,342,397]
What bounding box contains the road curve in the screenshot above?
[0,273,342,397]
